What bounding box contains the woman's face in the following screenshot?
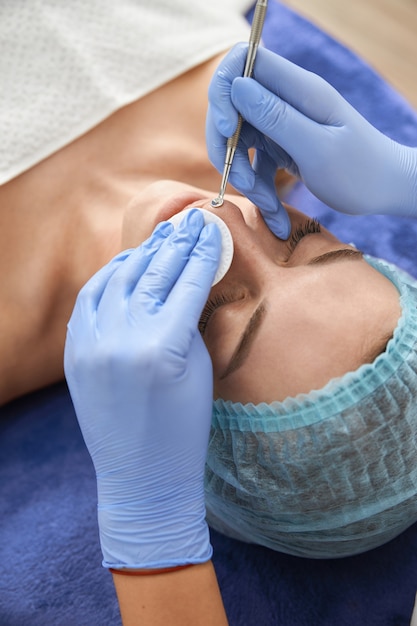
[123,181,401,404]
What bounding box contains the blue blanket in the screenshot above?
[2,2,417,624]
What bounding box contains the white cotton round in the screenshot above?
[168,208,234,286]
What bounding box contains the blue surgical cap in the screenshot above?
[204,257,417,558]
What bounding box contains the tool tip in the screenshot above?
[211,197,224,208]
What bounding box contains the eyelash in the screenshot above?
[286,218,321,255]
[199,292,234,336]
[199,219,321,335]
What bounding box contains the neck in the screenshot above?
[0,53,225,404]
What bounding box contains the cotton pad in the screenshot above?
[168,208,234,285]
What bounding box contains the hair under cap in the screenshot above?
[204,257,417,558]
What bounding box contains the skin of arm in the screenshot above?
[112,562,229,626]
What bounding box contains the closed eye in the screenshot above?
[199,292,232,336]
[199,288,247,336]
[286,218,321,256]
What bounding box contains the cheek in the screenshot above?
[209,301,338,404]
[212,332,297,404]
[213,361,278,404]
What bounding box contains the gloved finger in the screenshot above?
[252,141,297,182]
[251,149,292,239]
[242,123,295,169]
[166,222,221,329]
[206,106,260,191]
[206,105,230,172]
[207,43,247,137]
[239,173,291,239]
[236,121,296,184]
[64,247,137,383]
[132,208,206,311]
[226,125,291,239]
[261,206,291,240]
[252,47,348,124]
[206,111,291,238]
[231,77,327,166]
[207,109,274,203]
[67,248,134,333]
[207,95,289,183]
[66,221,173,352]
[95,220,174,318]
[225,167,291,239]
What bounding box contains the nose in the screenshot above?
[187,197,290,263]
[185,196,257,230]
[186,202,278,291]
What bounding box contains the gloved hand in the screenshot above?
[64,209,221,570]
[207,43,417,223]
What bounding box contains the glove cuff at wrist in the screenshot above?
[98,505,212,570]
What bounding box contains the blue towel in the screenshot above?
[2,2,417,624]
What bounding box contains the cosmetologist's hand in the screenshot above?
[64,209,221,570]
[207,43,417,222]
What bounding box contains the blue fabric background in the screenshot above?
[2,1,417,624]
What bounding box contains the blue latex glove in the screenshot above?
[207,43,417,222]
[64,209,221,569]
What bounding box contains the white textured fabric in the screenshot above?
[0,0,253,184]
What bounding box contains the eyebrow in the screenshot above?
[219,301,267,380]
[307,248,363,265]
[219,248,363,380]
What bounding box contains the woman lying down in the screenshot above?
[121,180,417,559]
[3,0,417,561]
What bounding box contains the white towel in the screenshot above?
[0,0,253,184]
